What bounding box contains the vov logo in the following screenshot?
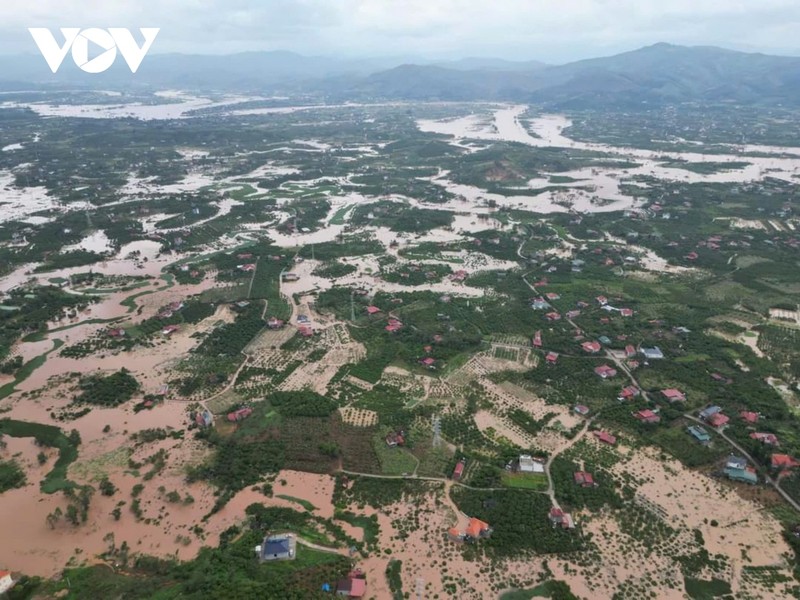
[28,28,160,74]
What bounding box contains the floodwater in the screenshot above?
[418,105,800,214]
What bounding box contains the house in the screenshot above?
[448,527,465,542]
[545,292,561,301]
[593,431,617,445]
[366,305,381,315]
[634,409,661,424]
[686,251,699,261]
[566,309,581,319]
[195,410,213,428]
[0,571,12,595]
[688,425,711,444]
[699,406,722,420]
[625,344,637,358]
[620,308,634,317]
[641,347,664,360]
[385,319,403,332]
[420,357,436,368]
[531,297,550,310]
[238,263,257,272]
[258,534,295,561]
[751,432,779,446]
[574,471,595,487]
[582,341,602,353]
[661,388,686,402]
[518,455,545,473]
[452,459,466,480]
[545,352,559,364]
[267,317,284,329]
[227,407,253,423]
[725,456,748,471]
[574,405,590,416]
[707,413,730,428]
[465,517,492,539]
[336,574,367,598]
[549,507,575,529]
[598,335,612,346]
[107,328,126,338]
[594,365,618,379]
[450,270,468,282]
[725,466,758,485]
[545,312,562,321]
[532,331,542,348]
[772,454,800,470]
[298,326,313,337]
[282,272,300,282]
[740,411,759,424]
[596,296,608,305]
[385,431,405,447]
[618,386,640,400]
[162,324,180,336]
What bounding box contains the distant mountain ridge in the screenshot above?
[2,43,800,108]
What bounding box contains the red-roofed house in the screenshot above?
[686,251,699,261]
[620,308,634,317]
[107,327,126,338]
[420,357,436,368]
[267,317,284,329]
[596,295,608,305]
[0,571,13,595]
[227,407,253,422]
[366,305,381,315]
[661,388,686,402]
[625,344,637,358]
[566,309,581,319]
[452,459,465,480]
[574,405,590,416]
[465,517,492,539]
[593,431,617,445]
[634,409,661,424]
[532,331,542,348]
[594,365,618,379]
[545,312,562,321]
[751,432,779,446]
[618,386,640,400]
[238,263,257,272]
[545,352,559,364]
[336,576,367,598]
[298,326,313,337]
[161,324,180,336]
[707,413,730,428]
[582,341,602,353]
[574,471,595,487]
[772,454,800,470]
[545,292,561,301]
[549,507,575,529]
[740,411,759,424]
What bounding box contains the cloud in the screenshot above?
[0,0,798,60]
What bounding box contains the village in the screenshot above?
[0,94,798,598]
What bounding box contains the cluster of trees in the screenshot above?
[75,369,140,406]
[195,305,264,357]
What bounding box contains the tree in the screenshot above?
[46,507,62,529]
[99,477,117,497]
[65,504,80,526]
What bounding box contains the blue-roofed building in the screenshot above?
[699,406,722,420]
[598,336,612,345]
[725,467,758,485]
[257,534,296,561]
[688,425,711,444]
[641,347,664,360]
[725,455,747,470]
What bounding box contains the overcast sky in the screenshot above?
[2,0,800,63]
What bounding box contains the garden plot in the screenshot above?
[339,407,378,427]
[279,327,365,394]
[609,447,793,577]
[473,409,536,448]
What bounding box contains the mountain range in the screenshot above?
[2,43,800,108]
